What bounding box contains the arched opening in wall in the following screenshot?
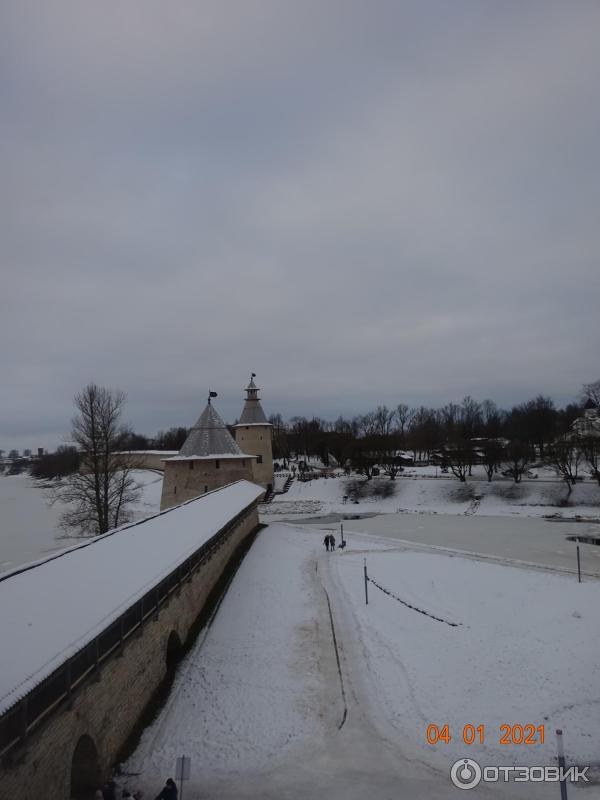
[70,734,101,799]
[166,630,182,672]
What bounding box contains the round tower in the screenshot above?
[160,391,256,511]
[233,374,274,493]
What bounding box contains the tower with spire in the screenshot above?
[233,374,274,493]
[160,391,256,510]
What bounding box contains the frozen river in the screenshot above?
[297,511,600,576]
[0,472,163,573]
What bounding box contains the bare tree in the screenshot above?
[373,405,396,437]
[48,384,141,535]
[442,439,471,482]
[395,403,413,448]
[548,438,583,498]
[348,437,378,480]
[582,379,600,408]
[580,436,600,486]
[502,440,530,483]
[376,433,403,479]
[269,413,290,466]
[482,439,504,482]
[357,411,378,438]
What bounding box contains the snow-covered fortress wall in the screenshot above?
[0,481,263,799]
[114,450,178,471]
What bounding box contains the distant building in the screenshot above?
[160,375,274,511]
[571,398,600,439]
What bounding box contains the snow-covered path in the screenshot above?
[122,524,600,799]
[123,525,444,798]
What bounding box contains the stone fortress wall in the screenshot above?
[0,495,260,799]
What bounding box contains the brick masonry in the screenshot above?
[1,504,259,799]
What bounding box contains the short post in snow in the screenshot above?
[576,546,581,583]
[556,729,568,800]
[364,558,369,605]
[175,754,191,800]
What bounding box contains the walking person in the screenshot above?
[330,534,336,551]
[323,534,330,552]
[155,777,178,800]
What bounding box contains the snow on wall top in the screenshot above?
[0,479,263,717]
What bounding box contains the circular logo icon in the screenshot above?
[450,758,482,790]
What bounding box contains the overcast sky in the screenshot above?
[2,1,599,451]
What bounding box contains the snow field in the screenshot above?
[267,474,600,519]
[328,544,600,771]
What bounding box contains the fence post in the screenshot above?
[364,558,369,605]
[556,729,568,800]
[576,546,581,583]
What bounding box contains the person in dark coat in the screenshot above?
[323,534,330,552]
[329,534,336,551]
[155,778,178,800]
[103,780,117,800]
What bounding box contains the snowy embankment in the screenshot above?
[328,544,600,774]
[264,473,600,519]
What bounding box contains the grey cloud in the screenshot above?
[1,1,599,451]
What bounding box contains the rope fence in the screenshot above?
[366,574,462,627]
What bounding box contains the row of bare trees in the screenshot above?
[268,382,600,492]
[30,379,600,536]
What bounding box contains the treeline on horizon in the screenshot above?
[28,380,600,490]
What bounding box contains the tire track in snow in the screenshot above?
[317,559,348,729]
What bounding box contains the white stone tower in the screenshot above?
[233,374,274,492]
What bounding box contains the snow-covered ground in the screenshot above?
[0,471,163,573]
[121,524,600,799]
[328,543,600,773]
[264,474,600,520]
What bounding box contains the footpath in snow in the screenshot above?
[122,523,600,799]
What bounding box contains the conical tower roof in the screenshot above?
[179,399,245,457]
[236,374,271,426]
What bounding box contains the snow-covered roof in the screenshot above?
[238,377,269,425]
[0,480,263,717]
[238,403,269,424]
[179,400,244,458]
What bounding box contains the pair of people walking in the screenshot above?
[323,533,336,552]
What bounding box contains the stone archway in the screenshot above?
[70,733,101,799]
[166,629,182,671]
